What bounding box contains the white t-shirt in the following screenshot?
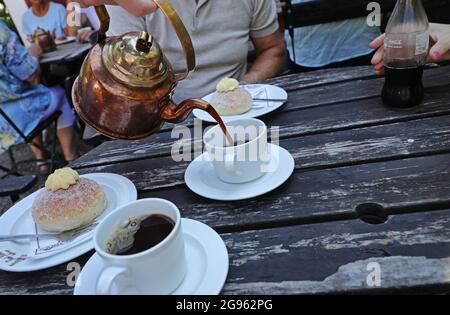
[22,2,67,38]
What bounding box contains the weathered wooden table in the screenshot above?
[39,41,92,88]
[1,65,450,294]
[40,41,92,65]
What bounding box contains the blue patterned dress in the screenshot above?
[0,21,51,149]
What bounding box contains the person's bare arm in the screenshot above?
[275,0,286,14]
[76,28,96,43]
[241,31,286,84]
[72,0,157,17]
[27,70,41,85]
[27,44,42,85]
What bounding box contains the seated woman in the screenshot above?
[283,0,381,72]
[22,0,67,42]
[370,23,450,75]
[0,21,78,170]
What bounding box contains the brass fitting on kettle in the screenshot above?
[136,31,153,53]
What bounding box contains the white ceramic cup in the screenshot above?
[204,118,270,183]
[94,198,186,295]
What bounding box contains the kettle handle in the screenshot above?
[94,0,195,82]
[94,6,110,43]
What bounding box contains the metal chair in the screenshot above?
[0,108,63,178]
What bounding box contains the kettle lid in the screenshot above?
[102,31,169,88]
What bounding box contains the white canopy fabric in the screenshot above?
[3,0,28,44]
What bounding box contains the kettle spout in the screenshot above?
[160,99,211,123]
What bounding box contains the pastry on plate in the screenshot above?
[210,77,252,116]
[32,168,107,233]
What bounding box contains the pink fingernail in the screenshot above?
[432,51,441,59]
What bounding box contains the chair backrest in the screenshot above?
[284,0,391,29]
[284,0,449,29]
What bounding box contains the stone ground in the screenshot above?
[0,136,93,215]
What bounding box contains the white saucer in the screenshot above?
[55,36,76,45]
[0,173,137,272]
[185,144,295,201]
[74,218,229,295]
[193,84,288,123]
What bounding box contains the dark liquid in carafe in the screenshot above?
[205,105,234,145]
[117,214,175,256]
[382,64,424,109]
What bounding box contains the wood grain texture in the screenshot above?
[71,66,450,169]
[0,176,37,197]
[71,65,380,167]
[3,66,450,295]
[78,114,450,194]
[71,82,450,170]
[160,66,450,132]
[1,209,449,295]
[138,152,450,232]
[222,209,450,294]
[40,42,91,64]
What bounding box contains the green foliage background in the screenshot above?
[0,0,17,31]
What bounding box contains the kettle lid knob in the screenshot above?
[102,32,169,88]
[136,31,153,53]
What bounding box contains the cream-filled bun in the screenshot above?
[210,78,252,116]
[32,168,107,233]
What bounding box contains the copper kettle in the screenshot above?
[32,27,56,53]
[72,0,213,140]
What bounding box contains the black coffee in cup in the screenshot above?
[106,214,175,256]
[229,139,249,147]
[224,136,252,147]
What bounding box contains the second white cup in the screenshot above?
[204,118,270,184]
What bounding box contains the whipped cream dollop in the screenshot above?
[216,77,240,93]
[45,167,80,192]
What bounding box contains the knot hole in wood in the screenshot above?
[356,203,389,225]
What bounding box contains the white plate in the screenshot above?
[193,84,288,123]
[185,144,295,201]
[55,37,76,45]
[0,173,137,272]
[74,218,229,295]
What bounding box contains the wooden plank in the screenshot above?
[138,153,450,231]
[68,66,380,167]
[261,65,376,91]
[78,114,450,192]
[159,65,450,132]
[222,208,450,294]
[265,64,449,93]
[40,42,91,64]
[71,81,450,169]
[0,176,37,197]
[72,66,379,147]
[158,77,384,133]
[1,208,449,295]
